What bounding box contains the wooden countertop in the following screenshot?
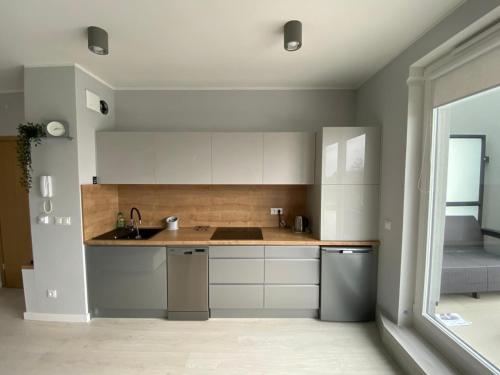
[85,227,379,247]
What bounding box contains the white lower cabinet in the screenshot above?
[265,285,320,309]
[209,285,264,309]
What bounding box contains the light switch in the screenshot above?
[37,214,51,225]
[55,216,71,225]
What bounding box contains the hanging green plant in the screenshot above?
[17,123,46,191]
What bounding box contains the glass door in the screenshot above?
[425,86,500,370]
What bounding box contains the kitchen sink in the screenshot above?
[210,227,263,240]
[93,227,164,240]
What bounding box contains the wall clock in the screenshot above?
[45,121,68,137]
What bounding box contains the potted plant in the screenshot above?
[17,123,46,191]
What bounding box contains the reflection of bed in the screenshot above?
[441,216,500,297]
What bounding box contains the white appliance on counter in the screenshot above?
[166,216,179,230]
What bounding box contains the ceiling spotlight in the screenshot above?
[87,26,109,55]
[284,20,302,51]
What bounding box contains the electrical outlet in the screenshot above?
[270,208,283,215]
[47,289,57,299]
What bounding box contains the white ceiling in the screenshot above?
[0,0,463,91]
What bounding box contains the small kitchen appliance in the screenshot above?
[166,216,179,230]
[293,216,309,233]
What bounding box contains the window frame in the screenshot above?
[411,25,500,375]
[446,134,486,224]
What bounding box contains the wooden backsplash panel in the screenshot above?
[117,185,308,228]
[81,184,119,240]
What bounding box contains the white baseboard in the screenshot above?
[23,312,90,323]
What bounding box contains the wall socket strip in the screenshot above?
[270,208,283,215]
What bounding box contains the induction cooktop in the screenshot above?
[210,227,263,240]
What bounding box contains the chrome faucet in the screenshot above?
[130,207,142,239]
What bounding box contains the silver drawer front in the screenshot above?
[265,259,320,284]
[209,246,264,258]
[265,246,319,259]
[209,285,264,309]
[264,285,319,309]
[209,259,264,284]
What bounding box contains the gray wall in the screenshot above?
[115,89,355,131]
[24,65,115,317]
[355,0,500,323]
[0,92,24,135]
[25,66,86,315]
[75,68,115,184]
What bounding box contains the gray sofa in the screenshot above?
[441,216,500,297]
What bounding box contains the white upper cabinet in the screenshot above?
[97,131,317,185]
[321,127,380,185]
[263,132,315,184]
[154,133,212,184]
[212,132,263,184]
[96,132,156,184]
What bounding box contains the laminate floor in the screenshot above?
[0,288,400,375]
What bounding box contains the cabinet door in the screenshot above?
[154,132,212,184]
[322,127,380,185]
[212,132,263,184]
[209,285,264,309]
[96,132,156,184]
[265,259,320,284]
[321,185,379,240]
[263,132,315,184]
[264,285,319,309]
[209,259,264,284]
[86,246,167,313]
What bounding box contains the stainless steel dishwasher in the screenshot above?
[167,247,209,320]
[320,247,377,322]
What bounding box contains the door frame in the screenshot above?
[0,219,5,287]
[0,136,19,287]
[409,24,500,375]
[446,134,487,225]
